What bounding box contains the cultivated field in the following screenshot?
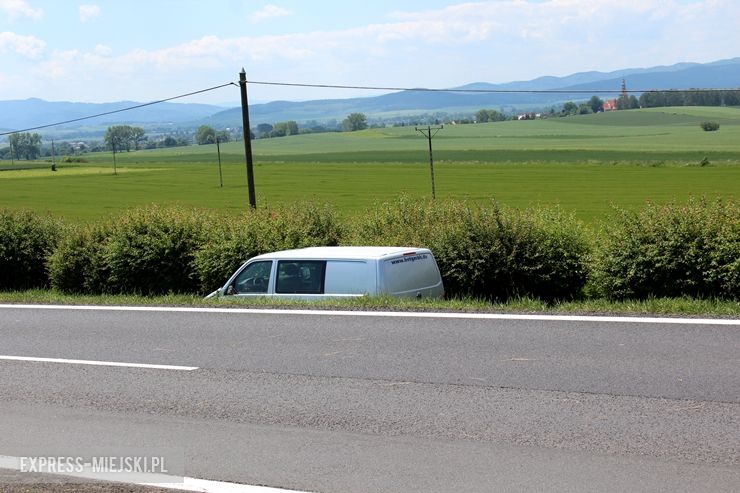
[1,106,739,223]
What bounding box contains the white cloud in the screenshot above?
[249,4,292,23]
[79,4,100,23]
[93,43,111,56]
[31,1,740,82]
[8,0,739,103]
[0,0,42,20]
[0,31,45,58]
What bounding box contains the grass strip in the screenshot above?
[0,290,738,318]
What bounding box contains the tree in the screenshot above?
[215,130,230,143]
[256,123,273,137]
[195,125,216,145]
[722,90,740,106]
[342,113,368,132]
[588,96,604,113]
[562,102,578,116]
[475,109,506,123]
[8,132,42,160]
[578,103,593,115]
[617,94,639,110]
[131,127,147,150]
[270,121,299,137]
[104,125,142,152]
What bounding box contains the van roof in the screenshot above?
[252,246,430,261]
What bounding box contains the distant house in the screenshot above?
[603,99,618,111]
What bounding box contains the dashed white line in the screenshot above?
[0,355,198,371]
[1,303,739,325]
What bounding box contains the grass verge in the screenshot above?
[0,290,738,318]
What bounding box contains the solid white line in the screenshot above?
[0,455,310,493]
[0,303,738,325]
[0,355,198,371]
[145,477,312,493]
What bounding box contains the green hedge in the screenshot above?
[0,209,59,290]
[593,198,739,299]
[105,207,208,295]
[348,198,591,301]
[49,207,209,295]
[3,198,737,300]
[48,225,108,294]
[194,202,344,292]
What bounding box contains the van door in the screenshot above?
[381,251,444,298]
[274,260,327,297]
[228,260,273,295]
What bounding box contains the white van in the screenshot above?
[207,246,444,300]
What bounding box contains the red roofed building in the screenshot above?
[603,99,618,111]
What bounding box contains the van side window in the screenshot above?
[276,261,326,294]
[232,261,272,294]
[324,261,371,294]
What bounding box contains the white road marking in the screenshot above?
[1,303,739,325]
[0,355,198,371]
[0,455,309,492]
[145,477,311,493]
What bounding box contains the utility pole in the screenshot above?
[216,136,223,188]
[51,140,57,171]
[239,68,257,209]
[415,125,443,199]
[112,142,117,175]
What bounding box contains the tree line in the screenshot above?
[639,89,740,108]
[247,113,369,140]
[4,89,737,160]
[6,132,42,160]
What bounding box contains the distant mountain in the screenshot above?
[2,57,739,137]
[0,98,224,131]
[207,57,740,125]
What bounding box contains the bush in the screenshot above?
[348,198,591,301]
[105,207,209,295]
[49,207,210,295]
[194,202,344,291]
[48,225,109,294]
[700,121,720,131]
[593,198,739,300]
[0,209,60,290]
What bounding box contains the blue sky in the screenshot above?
[1,0,738,105]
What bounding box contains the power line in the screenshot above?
[2,77,737,137]
[0,82,237,136]
[246,79,735,94]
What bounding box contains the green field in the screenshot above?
[1,106,739,223]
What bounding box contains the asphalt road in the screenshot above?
[1,305,739,492]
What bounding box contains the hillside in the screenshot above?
[208,58,740,125]
[1,106,738,223]
[1,57,739,136]
[0,99,225,131]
